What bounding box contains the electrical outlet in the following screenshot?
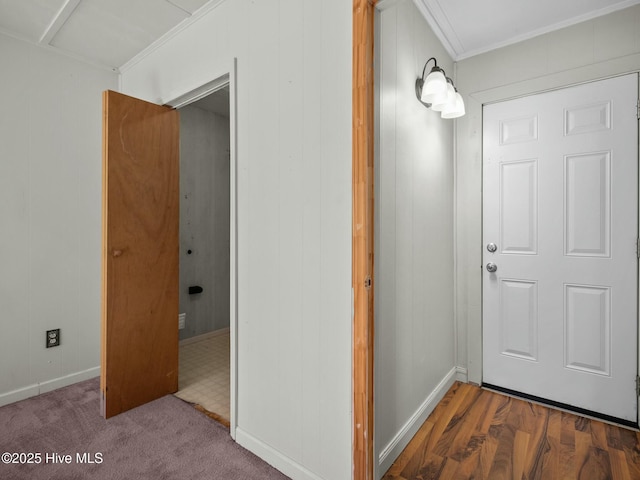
[46,329,60,348]
[178,313,186,330]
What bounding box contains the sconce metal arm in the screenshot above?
[415,57,442,108]
[420,57,438,81]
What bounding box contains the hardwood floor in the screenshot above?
[383,382,640,480]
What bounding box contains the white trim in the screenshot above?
[0,28,117,73]
[637,73,640,428]
[411,0,459,61]
[376,0,404,11]
[412,0,640,62]
[476,69,640,107]
[377,367,457,475]
[165,0,192,15]
[39,0,81,45]
[372,7,383,478]
[456,0,640,61]
[119,0,228,74]
[39,367,100,394]
[179,327,230,346]
[228,58,239,442]
[455,366,468,383]
[165,58,239,440]
[453,61,460,375]
[235,428,325,480]
[164,73,230,109]
[0,384,39,408]
[0,367,100,408]
[117,69,123,93]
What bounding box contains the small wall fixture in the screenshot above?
[415,57,465,119]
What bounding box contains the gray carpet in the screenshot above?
[0,378,290,480]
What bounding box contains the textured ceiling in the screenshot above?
[414,0,640,60]
[0,0,210,70]
[1,0,639,71]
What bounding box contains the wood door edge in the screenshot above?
[100,90,109,409]
[353,1,376,479]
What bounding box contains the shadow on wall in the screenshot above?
[179,88,231,342]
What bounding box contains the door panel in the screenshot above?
[483,74,638,422]
[101,90,179,419]
[499,279,538,361]
[564,284,610,375]
[564,152,610,256]
[500,159,538,254]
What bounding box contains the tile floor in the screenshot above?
[174,330,230,422]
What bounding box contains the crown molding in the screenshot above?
[455,0,640,60]
[411,0,461,60]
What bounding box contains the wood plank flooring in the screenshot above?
[383,382,640,480]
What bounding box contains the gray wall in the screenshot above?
[0,33,117,406]
[375,1,456,476]
[455,4,640,383]
[179,104,230,341]
[120,1,353,478]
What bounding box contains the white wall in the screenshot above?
[119,1,352,479]
[375,1,456,477]
[455,4,640,383]
[0,33,117,406]
[179,105,230,340]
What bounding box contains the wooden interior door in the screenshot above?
[101,90,180,419]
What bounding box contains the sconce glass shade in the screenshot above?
[431,81,455,112]
[441,92,466,119]
[416,57,465,118]
[420,67,447,104]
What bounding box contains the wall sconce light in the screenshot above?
[415,57,465,119]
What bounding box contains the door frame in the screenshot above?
[353,0,376,478]
[472,72,640,424]
[165,59,239,439]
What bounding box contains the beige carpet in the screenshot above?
[0,378,289,480]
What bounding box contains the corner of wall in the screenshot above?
[376,368,457,477]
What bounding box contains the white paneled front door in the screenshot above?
[482,74,639,423]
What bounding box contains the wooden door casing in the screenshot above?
[353,0,376,478]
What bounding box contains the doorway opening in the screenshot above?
[170,82,233,428]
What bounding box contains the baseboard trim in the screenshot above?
[455,366,468,382]
[179,327,230,346]
[377,367,458,476]
[235,427,326,480]
[0,366,100,408]
[0,384,40,408]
